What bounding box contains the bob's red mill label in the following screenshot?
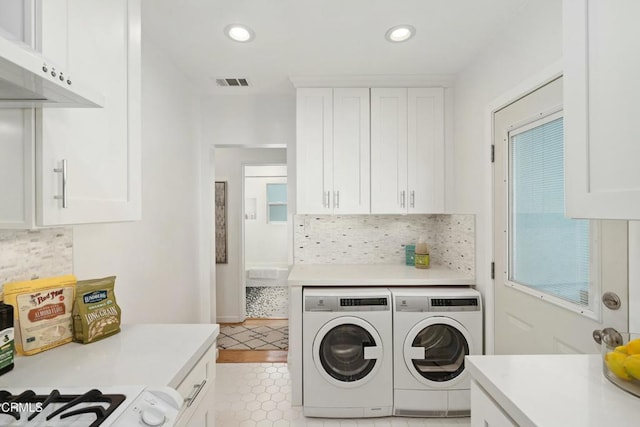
[2,275,76,356]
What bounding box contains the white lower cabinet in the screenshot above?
[175,343,217,427]
[470,380,516,427]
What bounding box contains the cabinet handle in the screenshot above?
[410,190,415,208]
[400,190,406,208]
[324,191,330,208]
[335,191,340,209]
[184,379,207,408]
[53,159,68,208]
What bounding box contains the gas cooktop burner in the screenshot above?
[0,389,126,427]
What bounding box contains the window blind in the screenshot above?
[509,117,591,306]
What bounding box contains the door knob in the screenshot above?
[593,327,623,346]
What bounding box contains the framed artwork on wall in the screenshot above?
[215,181,228,264]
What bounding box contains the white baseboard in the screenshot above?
[216,315,245,324]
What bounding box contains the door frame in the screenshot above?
[484,60,563,354]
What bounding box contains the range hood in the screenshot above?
[0,35,103,108]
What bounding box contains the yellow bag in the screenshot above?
[3,275,76,355]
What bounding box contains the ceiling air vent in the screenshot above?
[215,78,250,87]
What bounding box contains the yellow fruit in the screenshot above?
[606,351,631,380]
[615,345,629,354]
[624,354,640,380]
[626,338,640,355]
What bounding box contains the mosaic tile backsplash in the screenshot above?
[294,214,474,275]
[0,228,73,288]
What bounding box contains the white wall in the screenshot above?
[202,94,295,147]
[244,175,288,268]
[72,35,207,324]
[214,148,287,322]
[452,0,563,352]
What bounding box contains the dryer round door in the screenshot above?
[312,316,384,388]
[403,316,473,388]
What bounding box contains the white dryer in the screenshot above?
[303,288,393,418]
[392,287,482,417]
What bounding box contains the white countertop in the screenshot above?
[288,264,474,286]
[1,323,219,389]
[467,354,640,427]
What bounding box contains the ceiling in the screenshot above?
[142,0,529,95]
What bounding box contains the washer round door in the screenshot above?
[312,316,385,388]
[403,317,473,388]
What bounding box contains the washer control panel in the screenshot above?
[305,296,389,312]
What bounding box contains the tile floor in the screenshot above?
[218,320,289,350]
[246,286,289,318]
[214,363,471,427]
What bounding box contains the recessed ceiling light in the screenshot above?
[385,25,416,43]
[224,24,255,43]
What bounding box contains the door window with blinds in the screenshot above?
[507,111,599,317]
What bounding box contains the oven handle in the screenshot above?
[184,379,207,407]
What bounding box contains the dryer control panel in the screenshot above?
[430,297,479,312]
[395,296,480,312]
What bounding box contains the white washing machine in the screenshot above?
[303,288,393,418]
[392,287,482,417]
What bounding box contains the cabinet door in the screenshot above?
[408,88,445,213]
[564,0,640,219]
[0,110,35,228]
[36,0,141,225]
[470,380,517,427]
[332,88,370,214]
[296,88,333,214]
[371,88,408,214]
[175,344,216,427]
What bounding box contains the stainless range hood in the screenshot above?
[0,35,103,108]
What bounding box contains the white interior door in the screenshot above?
[493,76,628,354]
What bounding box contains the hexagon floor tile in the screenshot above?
[214,363,471,427]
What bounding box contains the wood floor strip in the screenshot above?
[217,349,288,363]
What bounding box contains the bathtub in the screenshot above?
[245,266,289,287]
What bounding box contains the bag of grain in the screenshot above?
[3,275,76,356]
[72,276,121,344]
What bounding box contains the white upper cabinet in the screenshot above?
[332,88,370,214]
[371,87,445,214]
[370,88,408,214]
[296,88,333,214]
[564,0,640,219]
[37,0,141,225]
[296,88,370,214]
[408,88,445,213]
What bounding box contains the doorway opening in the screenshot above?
[243,164,289,320]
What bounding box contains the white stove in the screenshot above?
[0,385,183,427]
